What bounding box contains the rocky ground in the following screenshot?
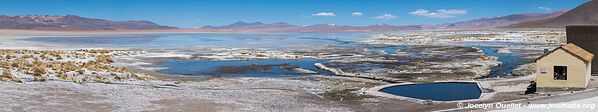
[0,77,344,111]
[0,63,554,112]
[362,30,566,46]
[318,45,500,82]
[0,48,449,111]
[0,49,151,83]
[0,74,469,112]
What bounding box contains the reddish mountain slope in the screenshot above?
[508,0,598,28]
[0,15,176,30]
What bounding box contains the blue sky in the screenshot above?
[0,0,590,28]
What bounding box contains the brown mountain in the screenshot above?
[508,0,598,28]
[0,15,176,30]
[432,10,566,29]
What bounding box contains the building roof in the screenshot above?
[536,43,594,63]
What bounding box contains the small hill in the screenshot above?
[0,15,176,30]
[508,0,598,28]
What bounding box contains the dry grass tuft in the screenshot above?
[0,49,149,83]
[93,75,110,83]
[56,72,68,80]
[33,76,48,82]
[1,69,22,83]
[32,66,46,76]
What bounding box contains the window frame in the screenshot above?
[553,66,567,80]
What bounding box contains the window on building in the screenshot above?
[554,66,567,80]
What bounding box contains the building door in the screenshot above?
[554,66,567,80]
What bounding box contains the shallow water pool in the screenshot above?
[157,59,330,77]
[379,82,482,101]
[476,46,529,77]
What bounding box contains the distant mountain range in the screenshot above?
[1,0,596,32]
[201,21,422,32]
[202,21,296,29]
[199,11,569,32]
[508,0,598,28]
[0,11,572,32]
[0,15,176,30]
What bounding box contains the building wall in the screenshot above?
[567,26,598,74]
[536,49,590,88]
[587,62,592,88]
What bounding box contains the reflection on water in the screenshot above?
[23,33,371,49]
[157,59,330,77]
[23,35,160,44]
[364,45,410,55]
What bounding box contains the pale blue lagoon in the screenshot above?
[22,33,529,78]
[23,33,370,49]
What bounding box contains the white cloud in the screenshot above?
[409,9,467,18]
[351,12,363,16]
[538,7,552,12]
[312,12,336,17]
[373,14,397,20]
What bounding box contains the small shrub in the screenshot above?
[32,67,46,76]
[70,77,82,84]
[82,76,90,82]
[77,69,85,75]
[93,75,110,83]
[95,55,114,63]
[33,76,48,82]
[56,72,68,80]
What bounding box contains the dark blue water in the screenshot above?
[476,46,529,77]
[379,82,482,101]
[157,59,330,77]
[366,45,410,55]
